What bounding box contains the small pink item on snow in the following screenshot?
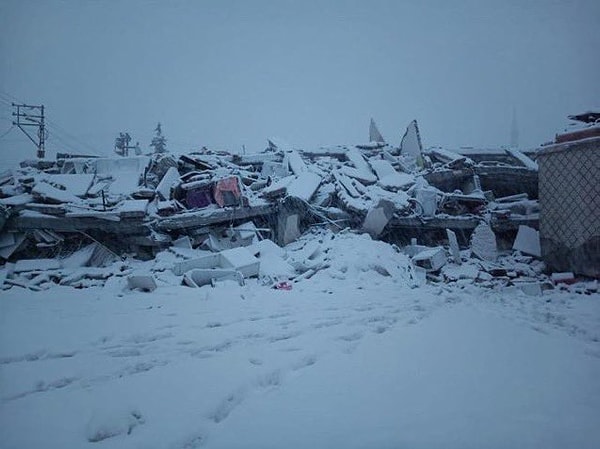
[274,281,292,291]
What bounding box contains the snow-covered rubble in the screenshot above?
[0,119,542,275]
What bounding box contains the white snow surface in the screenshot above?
[1,233,600,449]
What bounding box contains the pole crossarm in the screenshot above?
[12,102,46,158]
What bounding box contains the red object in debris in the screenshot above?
[274,281,292,290]
[213,176,241,207]
[551,272,576,285]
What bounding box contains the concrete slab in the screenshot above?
[513,225,541,257]
[412,247,447,272]
[219,247,260,278]
[362,199,395,238]
[127,274,157,292]
[446,229,461,264]
[471,222,498,262]
[14,258,61,272]
[183,268,244,287]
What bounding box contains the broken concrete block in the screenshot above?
[183,269,244,288]
[369,118,385,143]
[446,229,461,264]
[278,213,301,246]
[173,236,193,249]
[442,264,479,281]
[412,247,447,272]
[470,223,498,262]
[155,166,180,201]
[512,225,541,257]
[334,171,361,198]
[173,253,221,276]
[362,199,395,238]
[514,282,543,296]
[127,274,157,292]
[261,175,295,199]
[341,166,378,185]
[261,161,290,179]
[369,159,415,190]
[60,244,97,269]
[506,148,538,170]
[0,193,34,206]
[286,172,322,202]
[32,181,82,204]
[347,148,375,174]
[14,258,61,273]
[400,120,423,159]
[286,150,308,175]
[173,247,260,279]
[415,188,437,217]
[219,247,260,278]
[42,174,95,197]
[410,265,427,287]
[118,200,149,218]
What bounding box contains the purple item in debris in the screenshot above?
[186,188,213,209]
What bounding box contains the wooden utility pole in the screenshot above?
[12,103,46,159]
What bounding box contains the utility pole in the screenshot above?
[114,132,138,156]
[12,103,46,159]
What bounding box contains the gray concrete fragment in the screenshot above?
[183,269,244,288]
[362,199,395,238]
[155,166,180,201]
[415,188,437,217]
[219,247,260,278]
[173,253,221,276]
[470,223,498,262]
[127,275,157,292]
[446,229,461,264]
[173,236,193,249]
[14,258,61,272]
[513,225,541,257]
[516,282,543,296]
[412,247,447,272]
[278,212,301,246]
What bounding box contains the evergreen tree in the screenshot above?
[150,122,167,153]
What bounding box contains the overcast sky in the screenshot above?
[1,0,598,166]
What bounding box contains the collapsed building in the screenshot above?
[0,115,595,292]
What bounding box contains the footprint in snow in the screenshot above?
[209,389,247,423]
[5,376,78,401]
[292,354,317,371]
[108,348,142,358]
[337,331,363,342]
[177,433,205,449]
[269,331,301,343]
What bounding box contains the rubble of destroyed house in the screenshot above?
[0,116,597,294]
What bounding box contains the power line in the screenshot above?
[45,120,104,156]
[0,126,15,140]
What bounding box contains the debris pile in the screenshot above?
[0,119,554,292]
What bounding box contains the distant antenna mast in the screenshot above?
[12,103,46,158]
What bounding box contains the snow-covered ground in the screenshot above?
[1,236,599,448]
